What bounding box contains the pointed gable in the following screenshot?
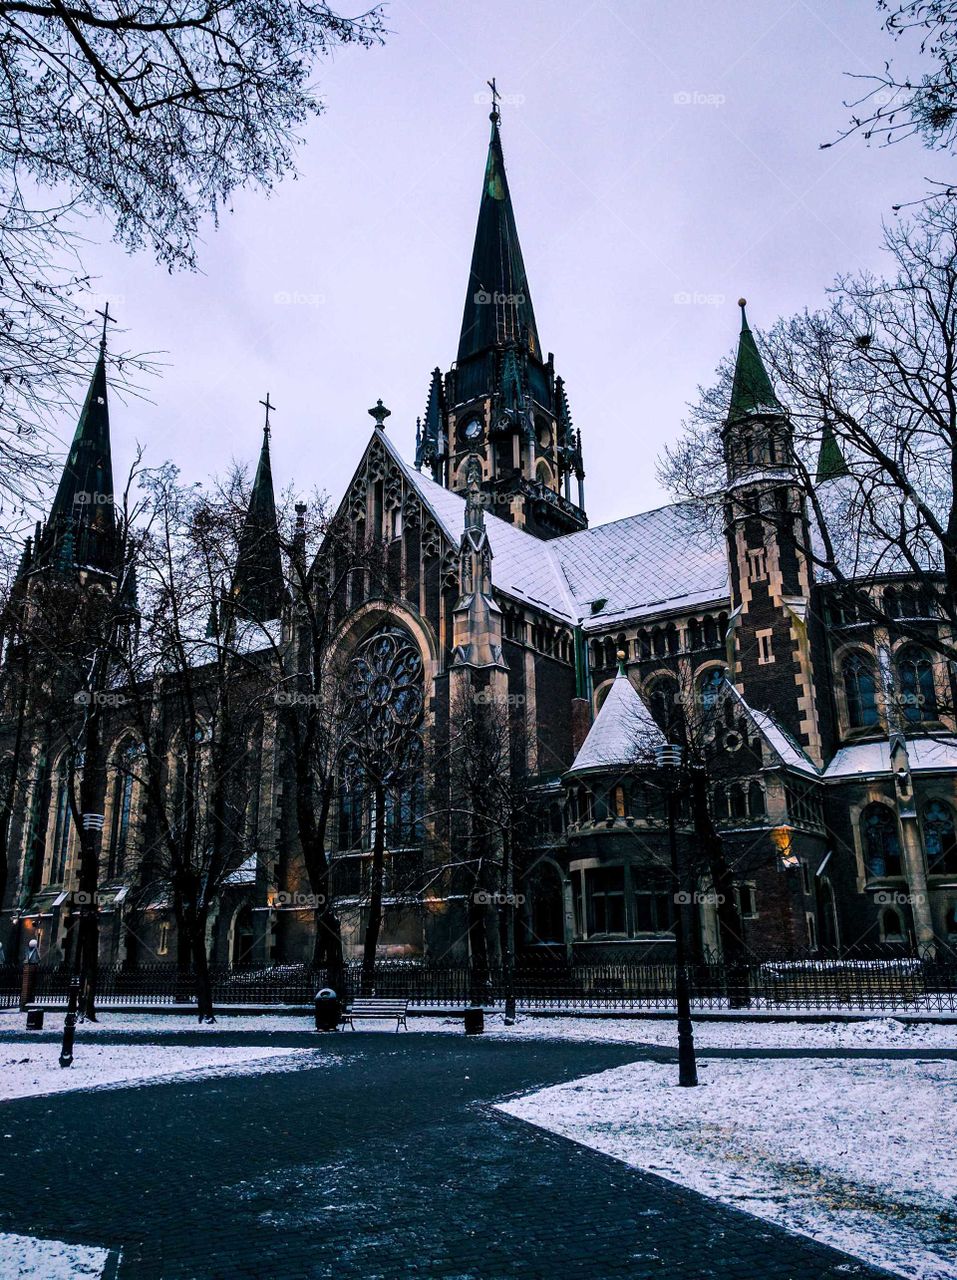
[457,111,540,365]
[232,428,283,624]
[568,667,664,775]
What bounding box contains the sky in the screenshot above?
[75,0,940,530]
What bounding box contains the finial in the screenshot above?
[259,392,276,439]
[616,649,627,676]
[738,298,749,331]
[369,398,391,429]
[95,301,116,352]
[487,77,501,126]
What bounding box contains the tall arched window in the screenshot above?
[107,742,140,879]
[897,646,938,723]
[342,625,425,851]
[645,677,677,733]
[861,803,902,878]
[924,800,957,876]
[50,758,74,885]
[698,667,726,713]
[842,652,879,729]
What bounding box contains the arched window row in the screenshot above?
[840,645,942,732]
[711,779,766,823]
[785,781,824,830]
[531,622,572,663]
[884,585,938,621]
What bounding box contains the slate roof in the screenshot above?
[553,505,729,628]
[567,668,664,775]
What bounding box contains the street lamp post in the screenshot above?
[655,743,698,1088]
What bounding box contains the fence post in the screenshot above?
[19,940,40,1010]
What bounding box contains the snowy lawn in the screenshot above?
[0,1040,327,1101]
[0,1231,117,1278]
[1,1007,954,1048]
[499,1057,957,1280]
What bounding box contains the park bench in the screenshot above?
[340,996,409,1032]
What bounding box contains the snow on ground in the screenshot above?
[1,1008,955,1048]
[462,1011,957,1051]
[499,1057,957,1280]
[0,1230,117,1278]
[0,1041,328,1101]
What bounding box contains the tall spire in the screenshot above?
[42,313,117,576]
[728,299,782,422]
[457,87,540,365]
[231,408,284,625]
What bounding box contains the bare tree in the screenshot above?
[0,1,384,476]
[661,201,957,685]
[827,1,957,203]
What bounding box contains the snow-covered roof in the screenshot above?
[567,668,664,775]
[554,504,729,628]
[391,440,579,621]
[747,707,820,777]
[382,433,729,628]
[824,737,957,779]
[224,853,257,885]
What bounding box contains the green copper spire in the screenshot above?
[728,299,782,422]
[232,411,283,624]
[816,415,849,482]
[457,91,540,364]
[43,334,117,575]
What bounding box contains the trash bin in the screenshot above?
[463,1006,484,1036]
[314,988,341,1032]
[25,1009,44,1030]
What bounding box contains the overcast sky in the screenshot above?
[79,0,938,529]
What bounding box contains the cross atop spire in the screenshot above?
[95,301,116,352]
[487,77,500,124]
[259,392,276,438]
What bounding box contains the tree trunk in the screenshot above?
[191,908,214,1022]
[360,780,386,995]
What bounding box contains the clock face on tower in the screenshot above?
[462,417,482,444]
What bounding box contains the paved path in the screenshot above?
[0,1034,893,1279]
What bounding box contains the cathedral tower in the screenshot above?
[722,300,823,764]
[415,91,586,540]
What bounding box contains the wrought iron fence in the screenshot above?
[1,953,955,1013]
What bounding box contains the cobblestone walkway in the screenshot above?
[0,1034,894,1279]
